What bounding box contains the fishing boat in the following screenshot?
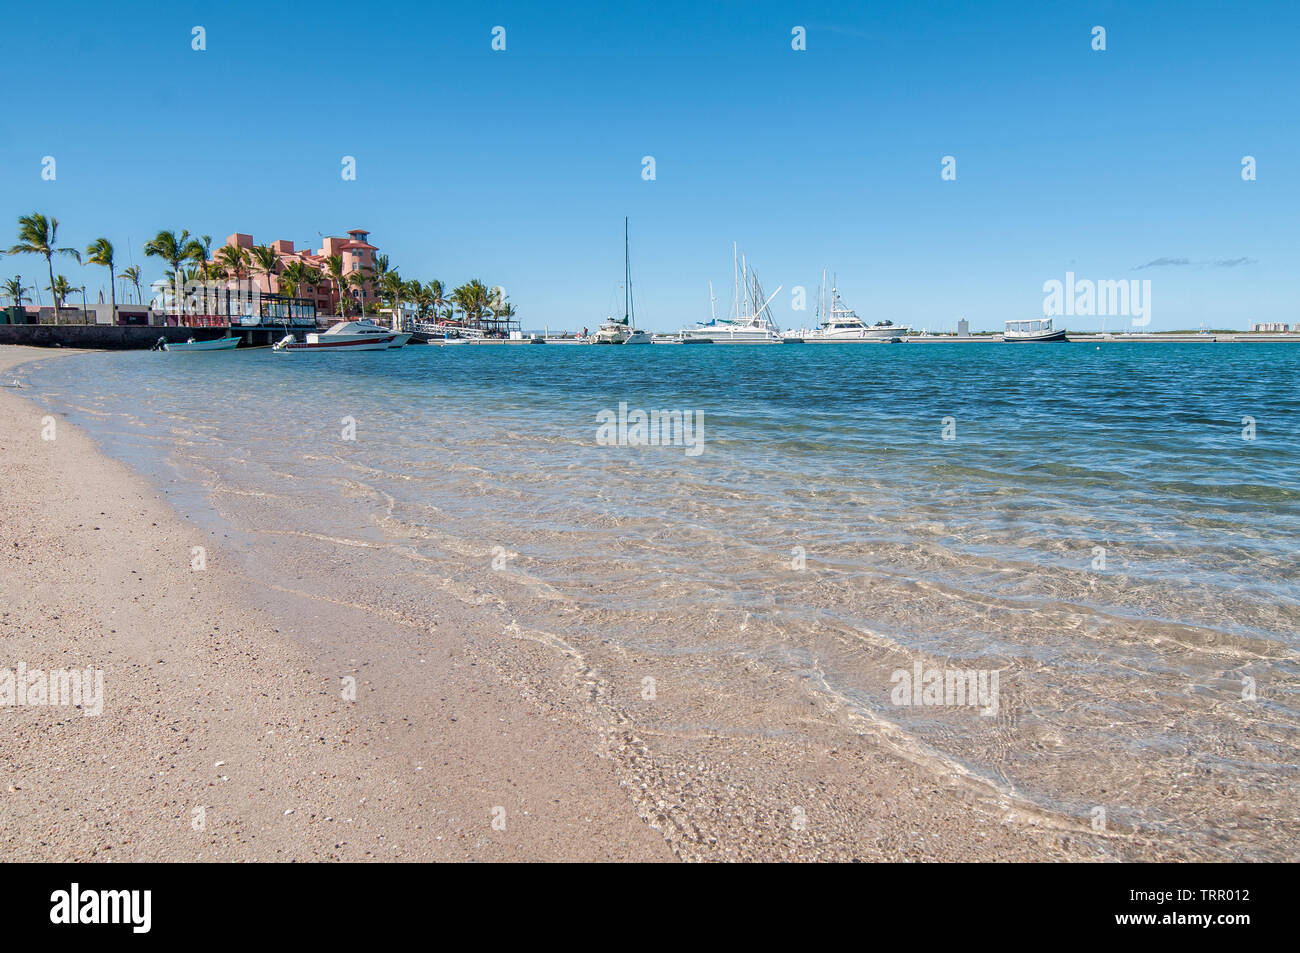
[273,319,411,351]
[677,245,783,344]
[594,218,651,345]
[1004,317,1068,342]
[155,336,241,352]
[784,273,909,342]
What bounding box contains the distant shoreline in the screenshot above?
[3,323,1299,351]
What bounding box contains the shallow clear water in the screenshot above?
[21,341,1300,858]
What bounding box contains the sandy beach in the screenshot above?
[1,345,1203,862]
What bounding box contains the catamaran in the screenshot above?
[273,319,411,351]
[784,272,910,342]
[676,244,783,344]
[1004,317,1068,342]
[594,218,650,345]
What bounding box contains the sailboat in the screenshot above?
[593,218,650,345]
[677,244,783,343]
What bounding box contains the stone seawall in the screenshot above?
[0,325,283,350]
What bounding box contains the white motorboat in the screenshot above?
[784,274,909,342]
[273,319,411,351]
[678,245,783,344]
[594,218,651,345]
[1004,317,1068,342]
[157,336,241,352]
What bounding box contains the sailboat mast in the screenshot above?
[742,254,748,317]
[732,242,738,320]
[624,216,631,325]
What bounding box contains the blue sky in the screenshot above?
[1,0,1295,332]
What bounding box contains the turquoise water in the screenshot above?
[21,342,1300,858]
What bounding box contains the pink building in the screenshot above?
[211,229,381,315]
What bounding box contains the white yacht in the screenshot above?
[677,245,783,344]
[784,274,909,342]
[274,319,411,351]
[1004,317,1068,342]
[594,218,651,345]
[594,319,649,344]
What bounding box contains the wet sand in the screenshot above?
[0,346,1177,861]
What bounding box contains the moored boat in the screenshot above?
[784,273,909,343]
[677,245,783,344]
[156,336,241,352]
[1004,318,1068,342]
[273,319,411,351]
[593,218,651,345]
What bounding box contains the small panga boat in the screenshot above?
[157,336,241,352]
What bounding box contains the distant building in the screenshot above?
[1251,322,1290,332]
[209,229,381,316]
[957,318,970,336]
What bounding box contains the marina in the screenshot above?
[5,226,1296,351]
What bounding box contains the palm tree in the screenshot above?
[412,282,435,321]
[279,260,308,300]
[378,271,404,327]
[9,213,81,323]
[302,266,322,320]
[429,279,450,322]
[84,237,116,320]
[252,244,279,295]
[144,230,202,321]
[326,254,347,317]
[3,277,31,308]
[46,275,74,321]
[194,235,214,283]
[400,279,425,329]
[369,254,390,307]
[452,280,491,330]
[118,265,143,305]
[489,285,510,320]
[215,244,250,317]
[347,270,369,316]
